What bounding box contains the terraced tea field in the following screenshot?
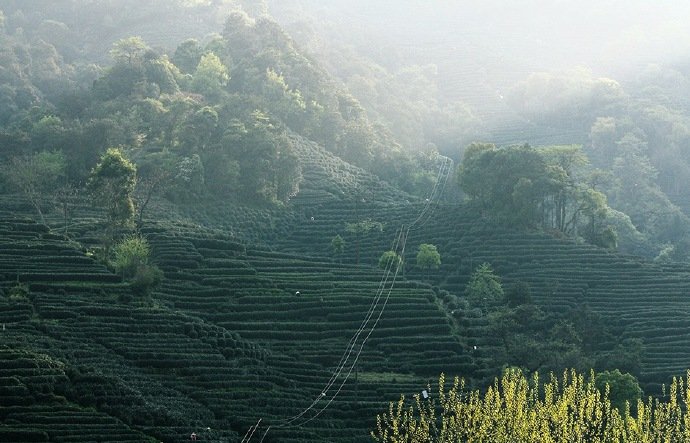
[144,224,472,441]
[4,142,690,440]
[0,214,469,442]
[275,199,690,392]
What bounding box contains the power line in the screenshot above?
[241,418,261,443]
[245,154,453,441]
[280,156,450,427]
[275,226,407,428]
[293,228,409,428]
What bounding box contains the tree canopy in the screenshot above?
[88,148,137,237]
[458,143,613,246]
[415,243,440,272]
[465,262,503,311]
[1,150,66,225]
[378,250,402,271]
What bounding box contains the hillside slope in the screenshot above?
[274,199,690,393]
[5,166,690,441]
[0,210,467,442]
[4,127,690,440]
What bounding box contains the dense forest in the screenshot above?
[3,1,690,442]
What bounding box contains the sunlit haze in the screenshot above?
[289,0,690,78]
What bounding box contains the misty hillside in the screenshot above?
[3,1,690,442]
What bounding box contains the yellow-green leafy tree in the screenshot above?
[372,369,690,443]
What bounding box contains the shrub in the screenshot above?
[130,264,163,296]
[112,235,151,279]
[465,262,504,311]
[506,280,532,307]
[110,235,163,297]
[378,250,402,270]
[416,243,441,271]
[595,369,642,413]
[8,282,29,301]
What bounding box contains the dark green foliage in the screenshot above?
[93,62,146,100]
[331,234,344,260]
[597,339,644,376]
[225,111,302,203]
[591,225,618,249]
[172,39,203,74]
[459,143,613,244]
[130,263,163,296]
[8,282,29,300]
[595,369,643,413]
[506,280,532,307]
[465,262,504,309]
[87,148,137,233]
[378,250,402,270]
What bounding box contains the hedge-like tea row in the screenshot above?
[138,218,470,441]
[268,198,690,394]
[9,183,690,441]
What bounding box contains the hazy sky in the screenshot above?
[267,0,690,143]
[309,0,690,79]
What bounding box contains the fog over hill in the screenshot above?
[267,0,690,146]
[5,1,690,440]
[269,0,690,83]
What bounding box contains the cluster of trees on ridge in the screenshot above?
[268,4,690,263]
[458,143,618,249]
[0,3,441,211]
[458,262,640,379]
[1,0,690,263]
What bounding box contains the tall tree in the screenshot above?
[225,111,301,204]
[416,243,441,277]
[109,36,148,66]
[465,262,503,312]
[172,38,203,74]
[1,150,66,225]
[541,145,589,233]
[190,52,229,100]
[346,219,384,265]
[87,148,136,249]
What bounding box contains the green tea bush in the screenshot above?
[112,235,150,279]
[8,282,29,300]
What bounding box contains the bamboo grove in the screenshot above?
[372,370,690,442]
